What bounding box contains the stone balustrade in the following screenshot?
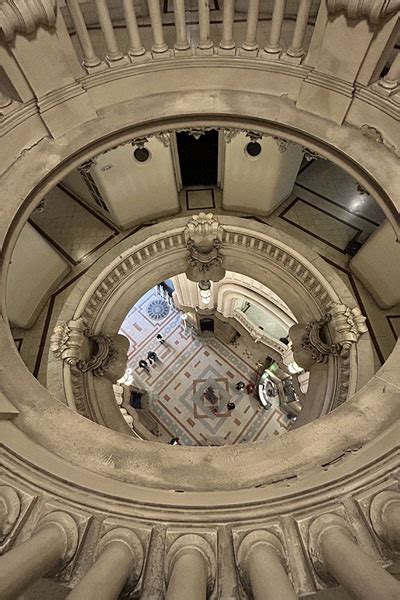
[0,483,400,598]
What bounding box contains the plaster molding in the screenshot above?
[0,0,57,43]
[326,0,400,25]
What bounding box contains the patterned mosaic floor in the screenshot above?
[119,289,290,446]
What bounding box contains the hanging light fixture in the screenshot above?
[198,280,212,305]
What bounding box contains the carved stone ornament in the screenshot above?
[184,213,225,282]
[326,0,400,25]
[50,318,129,382]
[329,302,368,355]
[292,303,367,366]
[0,0,57,43]
[301,314,342,364]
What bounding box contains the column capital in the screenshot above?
[370,490,400,551]
[326,0,400,26]
[308,513,355,583]
[165,533,216,594]
[35,511,79,570]
[0,486,21,542]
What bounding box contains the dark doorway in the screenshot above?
[200,318,214,333]
[176,130,219,186]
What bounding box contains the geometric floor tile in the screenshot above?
[119,287,290,446]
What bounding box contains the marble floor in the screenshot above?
[120,288,290,445]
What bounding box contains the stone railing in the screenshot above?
[2,467,400,598]
[60,0,317,70]
[233,307,288,355]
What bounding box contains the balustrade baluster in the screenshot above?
[165,534,215,600]
[262,0,286,58]
[197,0,213,51]
[241,0,260,54]
[173,0,190,52]
[219,0,235,52]
[285,0,312,60]
[148,0,169,55]
[309,514,400,600]
[67,528,143,600]
[94,0,128,65]
[0,486,20,537]
[122,0,146,58]
[0,511,78,600]
[370,490,400,551]
[66,0,105,71]
[238,531,298,600]
[379,53,400,92]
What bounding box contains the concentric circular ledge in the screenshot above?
[45,216,371,429]
[1,83,399,505]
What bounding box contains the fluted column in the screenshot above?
[94,0,128,65]
[173,0,190,52]
[148,0,169,54]
[238,531,297,600]
[370,490,400,551]
[0,511,78,600]
[241,0,260,54]
[165,534,215,600]
[197,0,213,51]
[0,486,21,541]
[219,0,235,52]
[309,513,400,600]
[66,0,105,71]
[379,53,400,92]
[262,0,286,58]
[122,0,146,58]
[67,528,143,600]
[285,0,312,60]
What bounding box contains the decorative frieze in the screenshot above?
[0,0,57,43]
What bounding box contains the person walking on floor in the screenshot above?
[156,333,166,345]
[138,359,150,373]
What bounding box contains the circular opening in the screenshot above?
[245,141,262,157]
[133,146,151,163]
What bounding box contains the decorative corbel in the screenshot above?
[329,303,368,356]
[184,213,225,283]
[301,314,342,364]
[50,319,129,382]
[0,0,57,43]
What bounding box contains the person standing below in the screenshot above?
[156,333,166,345]
[138,359,150,374]
[147,350,158,364]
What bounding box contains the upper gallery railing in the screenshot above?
[60,0,319,71]
[1,0,399,125]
